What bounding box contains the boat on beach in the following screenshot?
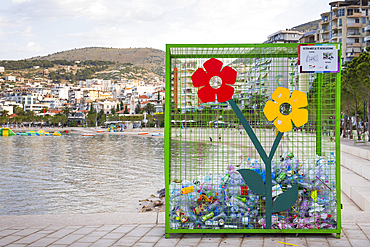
[81,133,95,136]
[138,132,149,135]
[152,133,163,136]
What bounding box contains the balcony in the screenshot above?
[365,36,370,42]
[347,23,362,28]
[347,42,361,47]
[365,25,370,31]
[332,33,341,38]
[347,32,361,37]
[320,19,330,25]
[348,12,362,18]
[347,53,360,58]
[321,29,330,34]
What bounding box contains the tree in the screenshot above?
[89,103,95,114]
[0,110,9,117]
[111,106,116,114]
[143,103,155,114]
[40,107,49,114]
[124,105,129,114]
[354,48,370,141]
[14,106,25,116]
[86,112,96,127]
[62,106,70,117]
[135,103,142,114]
[342,55,367,139]
[98,109,106,125]
[120,101,124,111]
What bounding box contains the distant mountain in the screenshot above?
[31,47,165,77]
[292,19,320,33]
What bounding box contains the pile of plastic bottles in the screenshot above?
[169,152,337,230]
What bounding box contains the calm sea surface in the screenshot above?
[0,134,164,215]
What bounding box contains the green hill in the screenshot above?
[31,47,165,77]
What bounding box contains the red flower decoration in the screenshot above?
[191,58,237,103]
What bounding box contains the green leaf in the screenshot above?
[237,169,265,196]
[271,183,298,213]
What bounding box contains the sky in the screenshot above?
[0,0,335,60]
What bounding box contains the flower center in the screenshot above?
[279,102,292,115]
[209,76,222,89]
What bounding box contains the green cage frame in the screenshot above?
[165,43,341,237]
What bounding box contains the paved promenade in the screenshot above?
[1,139,370,246]
[0,207,370,247]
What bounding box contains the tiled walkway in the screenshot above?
[1,222,370,247]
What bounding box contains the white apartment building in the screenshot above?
[265,30,304,43]
[112,84,125,100]
[5,76,16,82]
[0,67,4,73]
[51,86,69,100]
[41,97,63,109]
[133,86,155,97]
[6,93,24,104]
[0,100,21,115]
[85,79,112,92]
[92,100,118,114]
[22,95,50,112]
[318,0,369,63]
[69,89,84,103]
[0,105,13,115]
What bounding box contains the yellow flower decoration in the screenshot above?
[263,87,308,133]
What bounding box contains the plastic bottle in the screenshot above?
[225,185,249,196]
[226,196,248,209]
[328,152,336,164]
[169,182,182,199]
[201,212,214,222]
[223,225,238,229]
[212,212,227,221]
[169,222,181,229]
[229,213,243,219]
[207,184,226,199]
[221,174,231,186]
[241,216,249,225]
[276,172,287,183]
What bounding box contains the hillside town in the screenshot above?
[0,61,165,127]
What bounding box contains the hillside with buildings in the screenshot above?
[32,47,165,77]
[292,19,320,32]
[0,48,165,127]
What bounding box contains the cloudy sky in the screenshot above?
[1,0,334,60]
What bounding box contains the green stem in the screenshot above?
[228,99,268,164]
[228,99,283,229]
[266,132,283,229]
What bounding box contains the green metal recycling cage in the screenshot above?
[164,43,341,237]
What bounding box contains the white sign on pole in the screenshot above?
[298,44,340,73]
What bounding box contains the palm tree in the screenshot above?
[0,110,9,117]
[143,103,155,115]
[63,107,70,117]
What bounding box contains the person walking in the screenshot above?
[219,133,221,141]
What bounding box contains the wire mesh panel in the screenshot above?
[164,44,341,236]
